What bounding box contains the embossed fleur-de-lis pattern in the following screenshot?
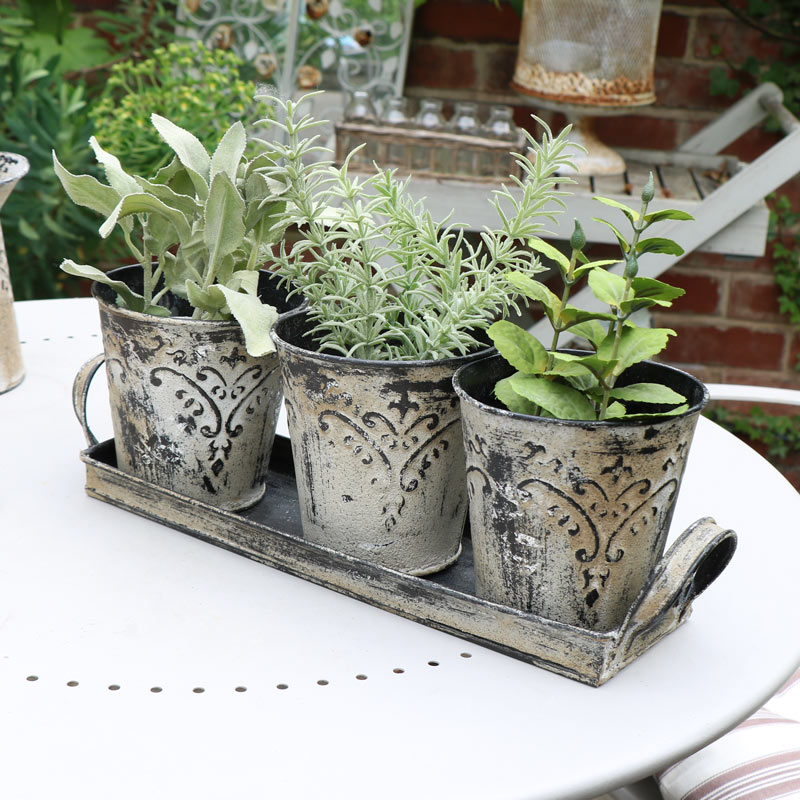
[461,409,701,632]
[99,302,282,511]
[277,339,478,575]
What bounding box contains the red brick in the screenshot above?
[720,126,781,163]
[413,0,521,43]
[693,17,783,62]
[595,114,680,152]
[679,251,771,274]
[481,45,520,93]
[654,319,787,370]
[656,13,690,59]
[405,43,477,90]
[661,269,723,314]
[721,365,800,386]
[728,276,783,321]
[787,332,800,373]
[653,62,729,109]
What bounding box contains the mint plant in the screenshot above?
[488,175,694,421]
[52,95,324,357]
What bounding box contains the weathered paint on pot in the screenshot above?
[272,309,491,575]
[454,353,709,632]
[78,265,301,511]
[0,153,29,394]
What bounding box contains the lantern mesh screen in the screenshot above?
[513,0,663,107]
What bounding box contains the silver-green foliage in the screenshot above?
[51,95,322,356]
[489,175,694,421]
[267,113,576,361]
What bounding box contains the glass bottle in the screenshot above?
[479,105,516,177]
[344,90,378,122]
[450,101,480,176]
[450,101,479,135]
[414,98,445,130]
[382,96,410,127]
[381,96,410,169]
[482,104,515,139]
[413,98,446,173]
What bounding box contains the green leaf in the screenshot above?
[592,218,630,254]
[598,326,675,376]
[636,237,685,256]
[630,277,686,305]
[59,260,169,316]
[52,151,121,218]
[89,136,141,197]
[552,352,616,382]
[210,121,247,181]
[569,319,609,348]
[204,172,246,265]
[215,285,279,357]
[151,113,211,178]
[620,297,658,315]
[571,259,619,281]
[494,375,541,415]
[545,358,599,392]
[488,320,548,374]
[643,208,694,224]
[588,268,627,309]
[528,237,570,272]
[99,193,191,241]
[134,177,201,219]
[620,404,689,419]
[506,271,561,322]
[594,195,639,223]
[604,401,627,419]
[608,382,686,405]
[560,305,617,327]
[509,374,597,420]
[185,280,226,314]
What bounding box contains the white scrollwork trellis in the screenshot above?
[177,0,415,116]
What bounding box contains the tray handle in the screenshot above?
[614,517,737,664]
[72,353,105,448]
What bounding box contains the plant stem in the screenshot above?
[598,196,651,418]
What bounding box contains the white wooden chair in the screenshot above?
[526,82,800,342]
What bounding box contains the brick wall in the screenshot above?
[408,0,800,393]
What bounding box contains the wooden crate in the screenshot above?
[334,121,526,182]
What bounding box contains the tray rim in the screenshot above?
[78,436,730,687]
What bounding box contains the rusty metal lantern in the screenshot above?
[512,0,664,175]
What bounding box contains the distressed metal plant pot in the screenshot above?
[73,265,302,512]
[453,353,709,632]
[0,152,29,393]
[272,309,491,575]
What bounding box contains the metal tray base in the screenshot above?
[79,436,736,686]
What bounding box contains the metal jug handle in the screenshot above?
[612,517,737,669]
[72,353,105,448]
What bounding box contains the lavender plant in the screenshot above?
[266,101,577,361]
[488,175,694,420]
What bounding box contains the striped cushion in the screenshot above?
[657,668,800,800]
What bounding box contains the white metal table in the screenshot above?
[2,298,799,800]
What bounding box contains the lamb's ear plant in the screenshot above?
[266,113,577,361]
[488,174,694,421]
[52,93,325,357]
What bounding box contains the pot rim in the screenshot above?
[271,307,495,371]
[0,152,30,185]
[453,352,710,428]
[92,264,290,333]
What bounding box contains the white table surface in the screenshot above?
[2,297,800,800]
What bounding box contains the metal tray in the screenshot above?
[79,436,736,686]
